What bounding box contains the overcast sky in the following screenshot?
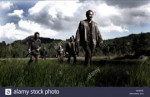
[0,0,150,43]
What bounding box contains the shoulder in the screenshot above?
[92,21,97,26]
[29,38,34,43]
[80,20,86,24]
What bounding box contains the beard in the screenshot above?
[87,17,92,21]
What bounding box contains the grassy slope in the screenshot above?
[0,58,150,87]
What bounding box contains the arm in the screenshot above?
[75,22,81,54]
[75,22,81,44]
[95,24,103,46]
[37,39,41,51]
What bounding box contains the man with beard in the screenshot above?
[75,10,103,66]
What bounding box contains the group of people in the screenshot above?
[27,10,103,66]
[57,35,78,64]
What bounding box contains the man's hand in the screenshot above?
[66,52,68,55]
[36,47,41,51]
[36,48,40,51]
[28,49,31,53]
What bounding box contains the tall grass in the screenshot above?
[0,59,150,87]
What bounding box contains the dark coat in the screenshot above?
[76,19,103,47]
[65,41,76,55]
[28,38,41,56]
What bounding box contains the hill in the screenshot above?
[100,32,150,57]
[0,32,150,58]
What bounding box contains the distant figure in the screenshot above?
[28,32,41,64]
[76,10,103,66]
[40,47,47,60]
[65,36,77,64]
[57,45,64,63]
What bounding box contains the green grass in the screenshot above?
[0,58,150,87]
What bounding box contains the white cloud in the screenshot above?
[18,19,41,32]
[28,1,49,15]
[139,3,150,12]
[1,0,150,43]
[29,1,81,18]
[96,3,120,17]
[100,23,129,33]
[0,19,58,43]
[0,1,13,10]
[27,1,150,39]
[47,1,81,18]
[8,9,24,18]
[18,19,58,37]
[28,1,124,33]
[0,23,29,42]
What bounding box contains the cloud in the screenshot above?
[0,23,29,43]
[29,1,81,17]
[95,3,120,17]
[26,1,150,39]
[0,1,13,10]
[0,19,58,43]
[1,0,150,43]
[18,19,58,37]
[28,1,49,15]
[8,9,24,18]
[100,24,129,33]
[104,0,150,8]
[28,1,81,31]
[27,1,128,34]
[109,3,150,26]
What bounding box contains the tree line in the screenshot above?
[0,32,150,58]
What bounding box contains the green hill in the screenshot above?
[0,32,150,58]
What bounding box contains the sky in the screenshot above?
[0,0,150,43]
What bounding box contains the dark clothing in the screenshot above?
[83,42,96,66]
[76,19,103,66]
[76,20,103,47]
[41,49,47,56]
[66,41,76,55]
[87,22,93,43]
[65,41,77,64]
[66,42,72,55]
[67,54,76,64]
[29,38,41,56]
[40,49,47,59]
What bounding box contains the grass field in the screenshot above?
[0,58,150,87]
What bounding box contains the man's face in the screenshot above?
[86,11,93,21]
[35,34,39,39]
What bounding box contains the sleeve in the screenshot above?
[75,21,82,48]
[37,39,41,50]
[75,21,81,43]
[28,38,32,50]
[95,24,103,42]
[65,43,68,52]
